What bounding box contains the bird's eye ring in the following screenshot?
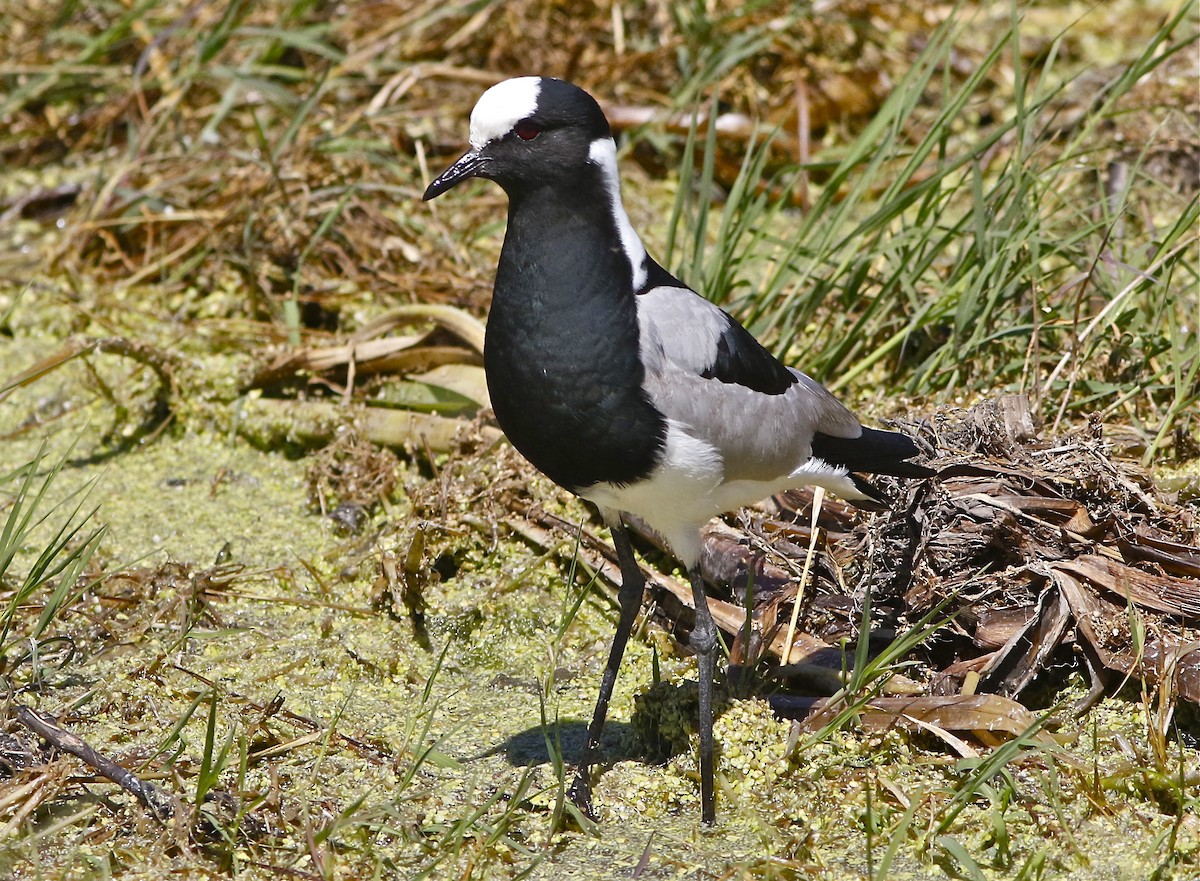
[514,120,541,141]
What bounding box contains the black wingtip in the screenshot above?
[812,426,934,481]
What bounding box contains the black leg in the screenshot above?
[568,522,645,818]
[688,569,719,825]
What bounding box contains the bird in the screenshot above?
[422,76,931,825]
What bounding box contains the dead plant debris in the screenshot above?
[493,394,1198,747]
[645,395,1198,733]
[305,428,400,522]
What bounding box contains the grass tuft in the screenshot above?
[663,3,1198,456]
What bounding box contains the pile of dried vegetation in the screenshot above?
[506,393,1199,758]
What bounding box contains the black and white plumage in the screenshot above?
[423,76,931,824]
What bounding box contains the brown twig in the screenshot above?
[14,705,181,823]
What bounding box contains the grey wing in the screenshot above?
[635,285,862,482]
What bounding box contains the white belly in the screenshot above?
[580,419,863,568]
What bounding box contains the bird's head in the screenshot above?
[422,77,613,201]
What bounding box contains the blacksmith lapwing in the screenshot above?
[423,76,931,824]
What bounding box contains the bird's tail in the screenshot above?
[811,426,933,507]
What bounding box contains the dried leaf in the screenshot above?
[1053,566,1200,703]
[1056,555,1200,619]
[775,694,1056,741]
[237,397,500,453]
[978,585,1071,698]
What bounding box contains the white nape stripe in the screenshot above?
[470,77,541,150]
[588,137,649,291]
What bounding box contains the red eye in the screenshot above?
[514,120,541,141]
